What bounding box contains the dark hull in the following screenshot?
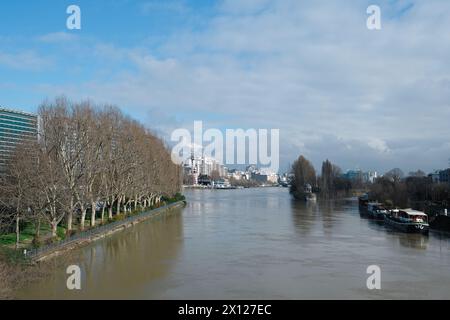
[385,216,429,234]
[293,191,317,202]
[359,201,368,208]
[367,210,385,221]
[430,215,450,233]
[359,207,384,221]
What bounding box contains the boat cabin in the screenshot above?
[390,209,428,223]
[304,184,313,194]
[358,193,369,207]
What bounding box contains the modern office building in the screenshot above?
[439,168,450,184]
[343,169,378,184]
[343,169,363,181]
[0,107,38,174]
[428,168,450,184]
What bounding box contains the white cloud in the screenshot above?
[140,0,189,14]
[36,32,78,43]
[0,50,52,71]
[218,0,273,15]
[31,0,450,172]
[368,138,391,154]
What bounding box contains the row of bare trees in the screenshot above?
[290,156,357,197]
[0,98,182,247]
[369,175,450,211]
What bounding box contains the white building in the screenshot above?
[259,169,279,184]
[430,170,441,183]
[184,155,226,184]
[366,171,378,183]
[227,169,245,181]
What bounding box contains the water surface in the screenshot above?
[18,188,450,299]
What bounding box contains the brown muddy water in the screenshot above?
[16,188,450,299]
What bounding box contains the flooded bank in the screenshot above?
[17,188,450,299]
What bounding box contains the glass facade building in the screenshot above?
[0,107,38,174]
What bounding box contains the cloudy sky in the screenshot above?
[1,0,449,173]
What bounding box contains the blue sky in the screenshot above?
[0,0,217,111]
[1,0,450,173]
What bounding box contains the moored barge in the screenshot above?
[367,202,387,221]
[384,209,429,234]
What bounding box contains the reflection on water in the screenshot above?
[291,200,318,234]
[399,234,429,250]
[19,210,184,299]
[17,188,450,299]
[358,207,431,250]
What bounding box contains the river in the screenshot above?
[17,188,450,299]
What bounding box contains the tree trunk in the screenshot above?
[116,196,121,216]
[108,197,113,219]
[15,214,20,249]
[80,204,86,231]
[67,196,74,232]
[67,211,73,234]
[34,217,41,244]
[90,201,96,227]
[101,205,106,223]
[108,205,113,220]
[51,220,58,238]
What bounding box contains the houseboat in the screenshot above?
[384,209,429,234]
[212,178,234,189]
[429,211,450,233]
[292,183,317,201]
[358,193,369,208]
[305,192,317,202]
[367,202,387,221]
[303,184,317,202]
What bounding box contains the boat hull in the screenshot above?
[384,216,429,234]
[360,206,385,221]
[293,191,316,202]
[430,215,450,233]
[367,210,385,221]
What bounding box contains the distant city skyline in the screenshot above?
[1,0,450,173]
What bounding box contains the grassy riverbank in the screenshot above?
[0,224,66,247]
[0,193,186,251]
[28,199,187,262]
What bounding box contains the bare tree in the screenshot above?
[1,97,182,246]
